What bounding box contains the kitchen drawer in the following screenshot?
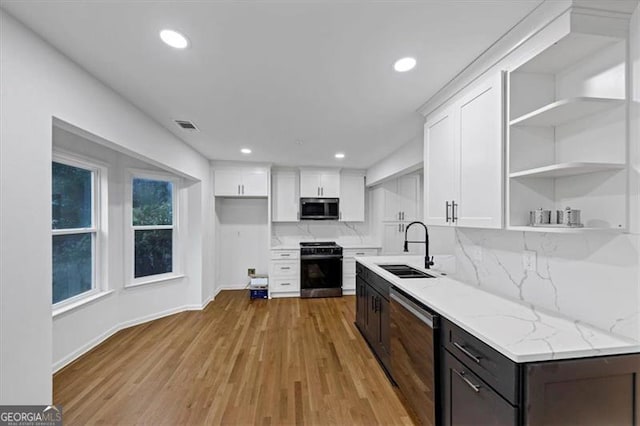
[270,261,299,278]
[443,349,518,426]
[366,270,392,300]
[443,319,519,405]
[270,277,300,292]
[270,250,299,260]
[343,248,378,258]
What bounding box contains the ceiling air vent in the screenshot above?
[174,120,199,131]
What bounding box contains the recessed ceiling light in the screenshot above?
[335,153,345,159]
[160,29,189,49]
[241,148,252,154]
[394,57,416,72]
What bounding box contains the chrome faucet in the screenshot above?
[403,221,435,269]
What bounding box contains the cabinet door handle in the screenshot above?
[452,201,458,223]
[317,187,320,196]
[321,187,324,196]
[398,211,401,221]
[339,211,342,220]
[453,342,481,364]
[242,184,245,195]
[401,211,404,220]
[446,201,451,223]
[453,369,481,393]
[238,184,241,195]
[398,223,401,232]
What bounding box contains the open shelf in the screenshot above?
[507,226,624,234]
[509,162,626,179]
[509,97,624,127]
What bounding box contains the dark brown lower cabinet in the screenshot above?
[524,354,640,426]
[443,350,517,426]
[355,275,367,332]
[442,318,640,426]
[355,263,391,374]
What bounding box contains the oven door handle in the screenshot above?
[300,254,343,260]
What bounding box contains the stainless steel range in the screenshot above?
[300,241,343,298]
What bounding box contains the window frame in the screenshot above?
[51,151,109,311]
[125,168,182,288]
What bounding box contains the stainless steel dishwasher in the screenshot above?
[390,287,439,426]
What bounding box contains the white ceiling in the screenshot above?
[2,0,544,168]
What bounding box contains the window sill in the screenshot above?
[124,273,185,289]
[53,290,115,318]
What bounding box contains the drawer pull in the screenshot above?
[280,282,291,286]
[280,267,291,270]
[280,254,290,257]
[453,369,481,393]
[453,342,482,364]
[356,252,365,255]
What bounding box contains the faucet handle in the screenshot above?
[428,256,435,267]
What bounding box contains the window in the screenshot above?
[130,173,178,283]
[52,156,102,305]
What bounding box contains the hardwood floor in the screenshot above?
[54,291,415,425]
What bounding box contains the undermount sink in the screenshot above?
[378,264,436,279]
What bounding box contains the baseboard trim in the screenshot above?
[53,301,214,374]
[52,324,120,374]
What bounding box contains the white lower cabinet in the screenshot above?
[342,248,378,293]
[269,250,300,298]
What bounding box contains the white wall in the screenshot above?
[215,198,269,288]
[0,10,214,403]
[366,136,423,187]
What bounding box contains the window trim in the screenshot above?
[125,168,182,287]
[51,151,109,311]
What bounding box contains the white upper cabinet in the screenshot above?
[424,106,456,226]
[214,167,268,197]
[300,169,340,198]
[457,72,504,228]
[424,71,504,229]
[382,174,421,222]
[272,170,299,222]
[339,172,365,222]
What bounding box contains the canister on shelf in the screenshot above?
[564,207,582,227]
[551,209,564,225]
[530,208,551,225]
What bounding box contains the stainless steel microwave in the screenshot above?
[300,198,339,220]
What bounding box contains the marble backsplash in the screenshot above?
[452,228,640,341]
[271,221,376,246]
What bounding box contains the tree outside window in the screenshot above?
[52,161,96,304]
[132,178,174,278]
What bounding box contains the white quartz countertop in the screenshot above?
[356,255,640,363]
